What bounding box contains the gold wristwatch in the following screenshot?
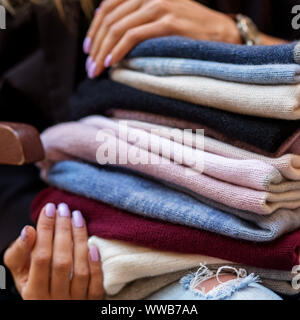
[232,14,261,46]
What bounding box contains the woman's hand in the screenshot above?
[4,203,104,300]
[83,0,241,78]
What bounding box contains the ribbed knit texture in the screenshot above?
[295,43,300,64]
[111,68,300,120]
[123,58,300,84]
[39,119,300,214]
[126,120,300,181]
[127,36,300,65]
[30,187,300,270]
[81,116,291,192]
[69,78,300,156]
[42,162,300,240]
[106,272,188,300]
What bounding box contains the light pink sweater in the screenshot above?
[39,116,300,215]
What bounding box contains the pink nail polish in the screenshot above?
[72,210,84,228]
[88,62,97,79]
[86,56,92,72]
[83,37,91,54]
[58,203,70,217]
[45,203,56,218]
[20,226,27,241]
[89,246,100,262]
[104,54,112,68]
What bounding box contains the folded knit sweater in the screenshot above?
[127,36,300,65]
[110,109,300,158]
[69,78,300,157]
[43,161,300,240]
[39,119,300,214]
[111,109,300,156]
[123,58,300,84]
[31,187,300,271]
[111,68,300,120]
[124,120,300,181]
[82,116,300,193]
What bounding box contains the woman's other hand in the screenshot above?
[83,0,241,78]
[4,203,104,300]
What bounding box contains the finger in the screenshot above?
[87,245,104,300]
[51,203,73,299]
[83,8,101,54]
[110,18,174,65]
[4,226,36,279]
[84,0,127,53]
[70,210,90,300]
[26,203,56,296]
[91,3,158,77]
[89,0,142,64]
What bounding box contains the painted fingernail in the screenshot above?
[58,203,70,217]
[88,62,97,79]
[104,54,112,68]
[83,37,91,54]
[95,7,101,14]
[89,246,100,262]
[72,210,84,228]
[20,226,27,241]
[86,56,93,72]
[45,203,56,218]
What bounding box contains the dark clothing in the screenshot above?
[0,0,299,299]
[0,3,89,255]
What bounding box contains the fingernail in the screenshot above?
[104,54,112,68]
[45,203,56,218]
[86,56,93,72]
[83,37,91,54]
[58,203,70,217]
[20,226,27,241]
[72,210,84,228]
[89,246,100,262]
[95,7,101,14]
[88,62,97,79]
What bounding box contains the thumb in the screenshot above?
[4,226,36,275]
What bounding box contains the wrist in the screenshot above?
[218,13,243,44]
[228,14,262,46]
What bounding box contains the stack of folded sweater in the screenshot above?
[31,36,300,299]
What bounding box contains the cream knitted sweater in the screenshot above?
[111,68,300,120]
[88,236,228,296]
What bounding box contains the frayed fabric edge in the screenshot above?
[180,264,261,300]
